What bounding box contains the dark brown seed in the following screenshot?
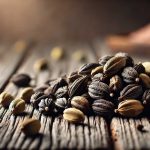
[134,63,145,74]
[38,95,54,115]
[11,73,31,87]
[115,52,134,66]
[78,63,99,75]
[67,71,82,83]
[88,81,110,100]
[50,77,68,94]
[122,67,139,84]
[92,99,115,118]
[71,96,90,114]
[30,92,45,108]
[109,75,123,93]
[119,84,143,101]
[92,73,108,82]
[136,124,144,132]
[69,76,88,98]
[104,56,126,76]
[99,55,113,66]
[55,86,68,99]
[55,97,68,112]
[142,90,150,105]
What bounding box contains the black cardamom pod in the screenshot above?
[115,52,134,66]
[69,76,88,98]
[104,56,126,76]
[78,63,99,75]
[30,91,45,108]
[38,95,55,115]
[122,67,140,84]
[55,97,68,113]
[88,81,110,100]
[119,84,143,101]
[67,71,82,83]
[109,75,123,93]
[11,73,31,87]
[92,73,108,83]
[134,63,145,74]
[92,99,115,118]
[98,55,113,66]
[55,86,68,99]
[50,77,68,94]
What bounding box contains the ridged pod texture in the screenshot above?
[115,99,144,117]
[92,99,115,117]
[104,56,126,76]
[122,67,139,84]
[88,81,110,100]
[119,84,143,101]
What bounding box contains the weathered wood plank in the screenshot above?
[111,117,150,150]
[0,42,31,92]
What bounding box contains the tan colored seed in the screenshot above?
[34,58,48,72]
[63,108,85,123]
[0,92,14,108]
[13,40,27,52]
[115,99,144,117]
[50,46,64,60]
[20,118,41,136]
[9,98,25,115]
[72,50,86,62]
[71,96,89,113]
[91,66,103,76]
[139,73,150,89]
[20,87,34,103]
[142,62,150,75]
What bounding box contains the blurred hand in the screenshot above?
[105,24,150,53]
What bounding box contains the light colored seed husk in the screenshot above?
[142,62,150,75]
[91,66,103,76]
[20,87,34,103]
[0,92,14,107]
[63,108,85,123]
[139,73,150,89]
[50,46,64,60]
[115,99,144,117]
[34,58,48,72]
[9,98,25,115]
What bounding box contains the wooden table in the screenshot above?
[0,41,150,150]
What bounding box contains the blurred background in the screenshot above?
[0,0,150,43]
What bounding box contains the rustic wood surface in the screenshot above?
[0,41,149,150]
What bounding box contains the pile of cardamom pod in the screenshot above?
[1,52,150,125]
